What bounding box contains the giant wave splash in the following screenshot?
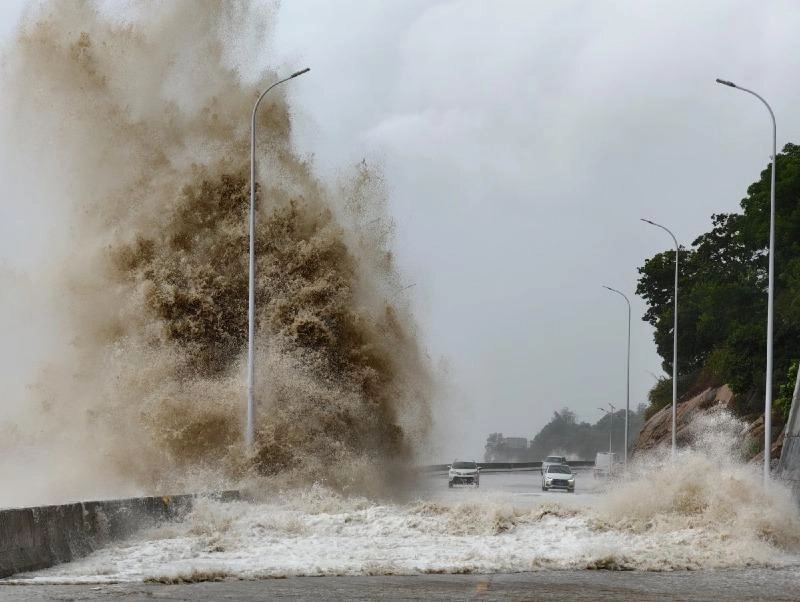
[0,0,432,506]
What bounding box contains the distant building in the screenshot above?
[484,433,531,461]
[503,436,528,449]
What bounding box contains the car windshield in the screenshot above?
[547,465,572,475]
[452,462,476,469]
[545,456,564,463]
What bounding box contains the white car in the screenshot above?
[541,455,568,474]
[448,460,480,488]
[593,452,616,478]
[542,464,575,492]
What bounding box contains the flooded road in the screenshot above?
[3,466,799,600]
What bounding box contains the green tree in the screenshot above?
[636,143,800,418]
[484,432,504,462]
[526,406,646,460]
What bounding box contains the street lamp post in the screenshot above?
[602,285,631,471]
[716,78,777,485]
[641,218,679,457]
[247,67,310,448]
[598,404,616,476]
[608,403,615,455]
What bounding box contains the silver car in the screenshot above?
[542,464,575,492]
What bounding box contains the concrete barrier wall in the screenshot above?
[778,366,800,499]
[780,435,800,497]
[0,491,238,579]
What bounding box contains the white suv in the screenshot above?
[542,464,575,492]
[541,455,568,475]
[448,460,480,488]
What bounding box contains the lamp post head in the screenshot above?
[640,218,656,226]
[715,78,736,88]
[291,67,311,78]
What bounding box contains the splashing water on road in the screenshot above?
[8,411,800,582]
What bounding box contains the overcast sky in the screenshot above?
[3,1,800,461]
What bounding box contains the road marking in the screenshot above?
[475,578,492,593]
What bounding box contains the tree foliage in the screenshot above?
[636,143,800,417]
[484,405,647,461]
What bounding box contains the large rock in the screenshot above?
[632,385,734,455]
[632,384,784,462]
[749,418,784,464]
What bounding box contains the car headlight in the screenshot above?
[568,477,575,482]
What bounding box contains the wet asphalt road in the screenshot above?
[2,568,800,601]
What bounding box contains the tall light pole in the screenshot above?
[598,404,616,476]
[608,403,616,455]
[716,78,777,485]
[247,67,310,448]
[641,218,679,457]
[602,285,631,471]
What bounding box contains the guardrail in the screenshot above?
[421,461,595,472]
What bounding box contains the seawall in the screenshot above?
[0,491,238,579]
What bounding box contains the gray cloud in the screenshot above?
[273,0,800,459]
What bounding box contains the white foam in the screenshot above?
[9,411,800,583]
[9,477,800,584]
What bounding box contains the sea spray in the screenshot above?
[595,408,800,565]
[0,0,433,505]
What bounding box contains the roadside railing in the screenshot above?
[421,461,595,473]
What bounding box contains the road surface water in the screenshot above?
[2,467,800,600]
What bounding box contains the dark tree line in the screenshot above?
[636,143,800,422]
[484,406,647,462]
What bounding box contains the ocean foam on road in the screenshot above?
[8,412,800,583]
[10,474,800,583]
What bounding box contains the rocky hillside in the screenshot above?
[632,385,783,462]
